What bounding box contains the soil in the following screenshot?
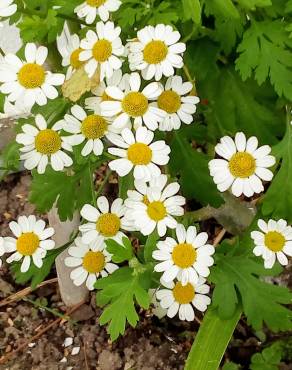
[0,172,291,370]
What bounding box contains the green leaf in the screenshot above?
[210,243,292,331]
[203,0,244,54]
[95,267,151,340]
[0,141,20,172]
[185,307,241,370]
[237,0,271,9]
[186,41,285,143]
[222,363,240,370]
[10,245,66,289]
[29,169,76,220]
[236,20,292,100]
[105,237,133,263]
[204,0,240,20]
[144,230,159,263]
[262,120,292,223]
[250,342,283,370]
[118,172,134,199]
[182,0,201,24]
[169,130,223,207]
[19,9,64,43]
[29,162,94,221]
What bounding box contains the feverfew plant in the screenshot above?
[0,1,291,369]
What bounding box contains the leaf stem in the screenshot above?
[88,162,96,205]
[183,65,197,94]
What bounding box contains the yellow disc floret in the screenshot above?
[147,201,166,221]
[158,90,181,114]
[96,213,121,237]
[127,143,152,165]
[82,251,105,273]
[86,0,105,7]
[70,48,85,69]
[122,92,149,117]
[92,39,112,62]
[143,40,168,64]
[172,243,197,268]
[229,152,256,178]
[18,63,46,89]
[81,114,108,139]
[265,231,285,252]
[35,129,62,155]
[16,232,40,256]
[173,282,195,304]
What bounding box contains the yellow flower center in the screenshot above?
[70,48,85,69]
[158,90,181,114]
[16,232,40,256]
[143,40,168,64]
[147,201,166,221]
[35,129,62,155]
[81,114,108,139]
[92,39,112,62]
[82,251,105,273]
[265,231,285,252]
[173,282,195,304]
[18,63,46,89]
[122,92,149,117]
[172,243,197,268]
[96,213,121,237]
[229,152,256,178]
[127,143,152,165]
[86,0,105,7]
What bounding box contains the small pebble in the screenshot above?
[63,337,73,347]
[71,346,80,356]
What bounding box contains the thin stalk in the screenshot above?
[96,169,112,198]
[185,307,241,370]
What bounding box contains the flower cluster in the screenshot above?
[0,0,291,331]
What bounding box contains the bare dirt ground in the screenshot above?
[0,172,291,370]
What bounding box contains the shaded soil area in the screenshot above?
[0,172,291,370]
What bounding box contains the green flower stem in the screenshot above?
[185,306,242,370]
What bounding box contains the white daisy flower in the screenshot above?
[209,132,276,197]
[153,76,200,131]
[16,114,73,174]
[74,0,121,24]
[56,23,85,79]
[156,277,211,321]
[80,196,130,250]
[128,24,186,81]
[153,224,215,286]
[5,215,55,273]
[0,98,31,120]
[0,0,17,17]
[251,218,292,269]
[60,105,123,157]
[100,72,166,131]
[85,69,129,113]
[65,237,118,290]
[124,174,185,237]
[0,43,65,108]
[79,21,124,79]
[107,126,170,181]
